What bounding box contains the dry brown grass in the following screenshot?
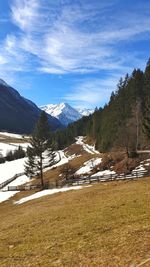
[43,152,95,184]
[99,152,142,175]
[0,178,150,266]
[0,134,29,144]
[32,143,100,186]
[64,143,86,156]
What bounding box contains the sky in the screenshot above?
[0,0,150,109]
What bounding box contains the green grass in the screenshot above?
[0,178,150,266]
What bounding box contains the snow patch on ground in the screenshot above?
[0,158,26,184]
[91,169,116,177]
[2,175,30,191]
[15,185,91,204]
[132,164,147,177]
[46,150,77,170]
[76,158,102,175]
[0,175,30,203]
[76,136,100,154]
[52,151,69,167]
[0,191,19,203]
[0,142,29,156]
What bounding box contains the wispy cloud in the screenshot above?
[64,75,120,108]
[11,0,40,32]
[0,0,150,105]
[2,0,150,76]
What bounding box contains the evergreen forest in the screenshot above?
[52,59,150,154]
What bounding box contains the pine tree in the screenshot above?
[25,111,55,188]
[143,98,150,139]
[25,146,36,178]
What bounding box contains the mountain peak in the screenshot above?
[40,103,94,126]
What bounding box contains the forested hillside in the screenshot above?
[0,80,62,134]
[53,59,150,153]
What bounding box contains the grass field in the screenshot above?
[0,134,29,144]
[0,178,150,267]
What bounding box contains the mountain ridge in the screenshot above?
[0,81,62,134]
[40,103,94,126]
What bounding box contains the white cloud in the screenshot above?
[0,0,150,98]
[64,75,120,108]
[4,0,150,76]
[11,0,40,32]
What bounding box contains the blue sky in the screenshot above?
[0,0,150,108]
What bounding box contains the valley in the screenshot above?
[1,1,150,266]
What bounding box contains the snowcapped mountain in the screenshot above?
[77,108,94,117]
[41,103,82,126]
[40,103,94,126]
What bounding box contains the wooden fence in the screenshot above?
[5,169,149,191]
[0,172,25,190]
[7,184,41,191]
[66,169,148,186]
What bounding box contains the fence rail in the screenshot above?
[0,172,25,190]
[4,169,149,191]
[7,184,41,191]
[66,169,148,186]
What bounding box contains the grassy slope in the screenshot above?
[0,178,150,267]
[33,143,99,185]
[0,134,29,144]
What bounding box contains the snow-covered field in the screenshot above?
[3,175,30,191]
[0,142,29,157]
[0,148,76,203]
[0,158,26,184]
[0,131,29,157]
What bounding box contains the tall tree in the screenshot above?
[143,98,150,139]
[25,111,55,188]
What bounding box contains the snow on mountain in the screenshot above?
[77,108,94,117]
[40,103,82,126]
[40,103,94,126]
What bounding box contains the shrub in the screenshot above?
[0,154,5,164]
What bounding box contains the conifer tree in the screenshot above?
[24,146,36,178]
[143,98,150,139]
[25,111,55,188]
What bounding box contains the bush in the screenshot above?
[129,151,138,158]
[6,151,14,161]
[5,146,26,162]
[61,163,76,181]
[0,155,5,164]
[13,146,26,159]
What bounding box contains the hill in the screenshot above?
[0,131,150,266]
[0,178,150,267]
[0,80,62,134]
[52,58,150,153]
